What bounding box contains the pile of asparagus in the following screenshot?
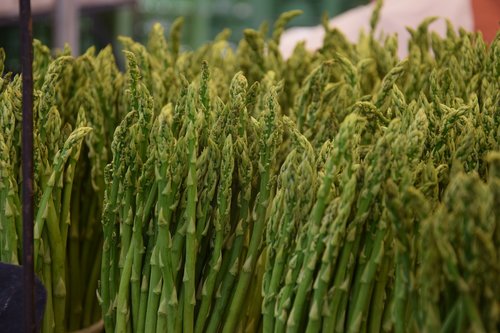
[1,2,499,332]
[98,9,499,333]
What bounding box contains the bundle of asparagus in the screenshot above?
[0,43,124,332]
[99,8,499,333]
[100,48,284,332]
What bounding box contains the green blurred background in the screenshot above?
[0,0,367,72]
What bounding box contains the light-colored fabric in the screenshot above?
[280,0,474,59]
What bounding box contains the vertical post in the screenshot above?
[54,0,79,55]
[19,0,35,332]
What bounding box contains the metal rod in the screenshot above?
[20,0,35,332]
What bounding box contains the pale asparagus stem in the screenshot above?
[345,221,377,327]
[118,166,135,276]
[41,234,55,333]
[114,233,136,333]
[243,250,266,331]
[154,196,178,331]
[130,181,157,332]
[334,282,351,333]
[170,212,186,281]
[222,89,280,333]
[144,248,162,333]
[262,179,288,331]
[52,170,62,227]
[347,218,388,333]
[46,198,66,333]
[381,276,395,332]
[149,108,180,333]
[326,229,364,333]
[367,250,393,333]
[100,165,115,333]
[136,221,155,333]
[130,156,155,331]
[172,288,184,332]
[108,200,120,331]
[130,203,142,329]
[330,218,373,329]
[389,198,412,333]
[155,282,169,333]
[195,134,234,333]
[183,120,198,333]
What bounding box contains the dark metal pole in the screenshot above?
[20,0,35,332]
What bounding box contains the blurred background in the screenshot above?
[0,0,368,72]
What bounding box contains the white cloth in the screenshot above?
[279,0,474,59]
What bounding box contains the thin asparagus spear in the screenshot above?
[101,111,137,333]
[183,119,198,333]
